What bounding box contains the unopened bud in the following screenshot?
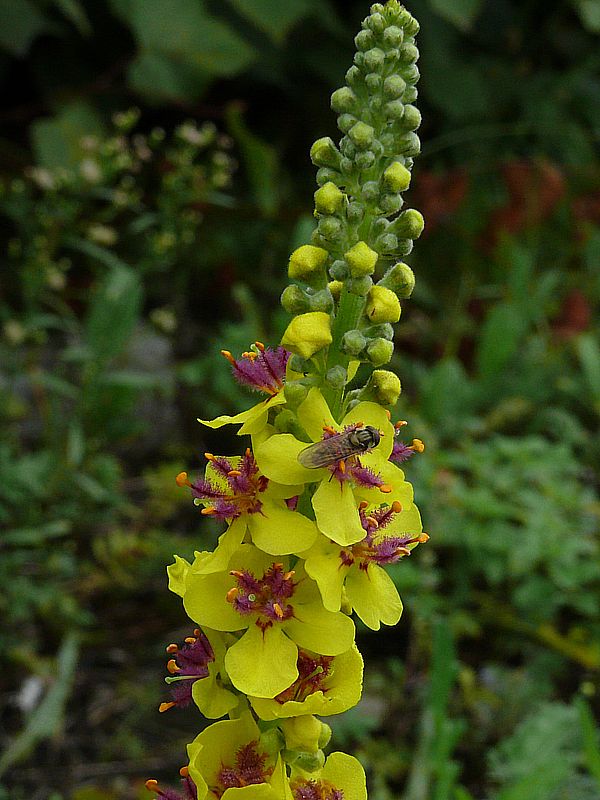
[348,121,376,150]
[309,288,334,313]
[383,25,404,48]
[378,262,415,298]
[284,381,309,408]
[402,104,422,131]
[345,241,378,277]
[384,74,407,99]
[331,87,357,114]
[392,209,424,239]
[384,161,411,192]
[281,312,333,360]
[328,280,343,301]
[288,245,329,283]
[355,29,375,51]
[366,337,394,366]
[314,181,344,215]
[347,275,373,296]
[329,259,349,281]
[318,722,332,750]
[310,137,341,169]
[364,47,385,72]
[400,42,419,63]
[342,329,367,356]
[383,99,405,120]
[363,369,401,405]
[326,365,347,389]
[318,216,343,240]
[365,286,401,324]
[282,715,322,753]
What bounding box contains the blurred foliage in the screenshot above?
[0,0,599,799]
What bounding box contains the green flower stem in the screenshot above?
[322,289,365,419]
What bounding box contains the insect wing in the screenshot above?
[298,432,361,469]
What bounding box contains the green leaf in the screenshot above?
[84,267,143,363]
[123,0,256,78]
[476,303,527,379]
[226,104,279,216]
[420,358,474,426]
[30,102,106,169]
[128,51,209,103]
[575,334,600,402]
[577,697,600,787]
[573,0,600,32]
[0,633,79,777]
[0,0,50,56]
[226,0,313,44]
[428,0,483,30]
[3,521,71,546]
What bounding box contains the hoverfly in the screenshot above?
[298,425,381,469]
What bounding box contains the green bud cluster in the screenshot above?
[280,1,423,418]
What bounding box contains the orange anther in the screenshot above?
[385,409,391,419]
[322,425,337,435]
[283,570,296,581]
[158,702,176,713]
[411,438,425,452]
[221,349,236,364]
[166,643,178,654]
[193,629,201,636]
[391,501,403,513]
[145,779,159,791]
[419,532,430,543]
[255,341,265,351]
[398,547,411,556]
[167,659,180,674]
[338,459,346,473]
[273,563,283,570]
[226,587,239,603]
[366,516,378,528]
[175,471,190,487]
[184,637,196,644]
[379,484,393,494]
[273,602,284,619]
[228,469,242,477]
[395,420,408,429]
[358,500,369,510]
[201,507,217,515]
[230,570,244,579]
[204,452,215,461]
[355,420,364,427]
[179,766,190,778]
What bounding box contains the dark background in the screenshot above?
[1,1,599,798]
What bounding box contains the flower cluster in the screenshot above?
[148,4,427,799]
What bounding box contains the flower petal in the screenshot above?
[167,555,191,597]
[297,388,337,441]
[312,479,365,545]
[198,394,285,435]
[192,517,247,574]
[225,625,299,698]
[255,433,322,485]
[320,752,368,800]
[342,401,395,459]
[345,564,403,631]
[248,501,318,555]
[303,540,348,611]
[187,713,259,793]
[285,599,355,655]
[192,662,239,719]
[184,571,246,632]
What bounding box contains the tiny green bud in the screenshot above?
[383,74,407,99]
[309,288,334,313]
[366,337,394,366]
[316,167,342,187]
[366,12,385,33]
[393,208,425,239]
[380,193,403,214]
[384,161,412,192]
[368,96,383,114]
[355,150,376,170]
[281,312,333,360]
[355,29,375,50]
[383,99,405,120]
[289,354,309,372]
[314,181,344,214]
[329,259,349,280]
[318,722,332,750]
[383,25,404,48]
[363,322,394,340]
[345,65,362,86]
[365,285,401,323]
[403,85,418,103]
[375,232,399,253]
[364,47,385,72]
[370,2,384,12]
[346,201,365,224]
[331,86,357,114]
[310,137,341,168]
[364,369,402,405]
[340,156,354,175]
[401,63,420,83]
[288,244,329,282]
[259,727,286,759]
[362,180,380,201]
[405,15,420,35]
[345,240,379,277]
[402,104,422,131]
[325,365,347,389]
[365,72,382,92]
[347,275,373,295]
[342,329,367,356]
[372,217,389,235]
[397,239,414,256]
[400,43,419,63]
[284,381,309,408]
[397,132,421,156]
[340,137,356,158]
[281,284,310,314]
[378,262,415,298]
[348,121,375,150]
[318,216,343,240]
[274,409,298,433]
[328,280,343,301]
